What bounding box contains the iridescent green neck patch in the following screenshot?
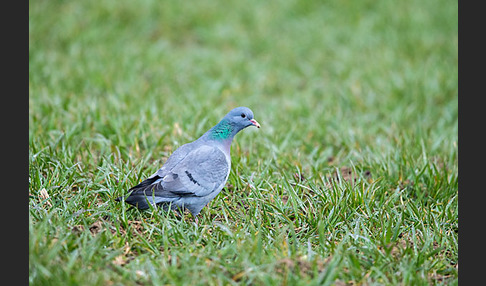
[209,119,234,140]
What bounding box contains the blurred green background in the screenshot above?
[29,0,457,155]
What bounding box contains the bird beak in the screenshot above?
[250,119,261,128]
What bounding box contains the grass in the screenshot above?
[29,0,458,285]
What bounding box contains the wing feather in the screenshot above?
[161,145,229,197]
[118,144,229,209]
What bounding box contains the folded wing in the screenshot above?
[119,144,229,209]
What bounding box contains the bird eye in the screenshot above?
[240,113,246,118]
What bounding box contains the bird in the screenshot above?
[115,106,260,222]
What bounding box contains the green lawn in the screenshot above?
[29,0,458,285]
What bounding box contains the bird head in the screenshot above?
[226,106,260,130]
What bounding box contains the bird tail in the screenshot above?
[115,175,175,210]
